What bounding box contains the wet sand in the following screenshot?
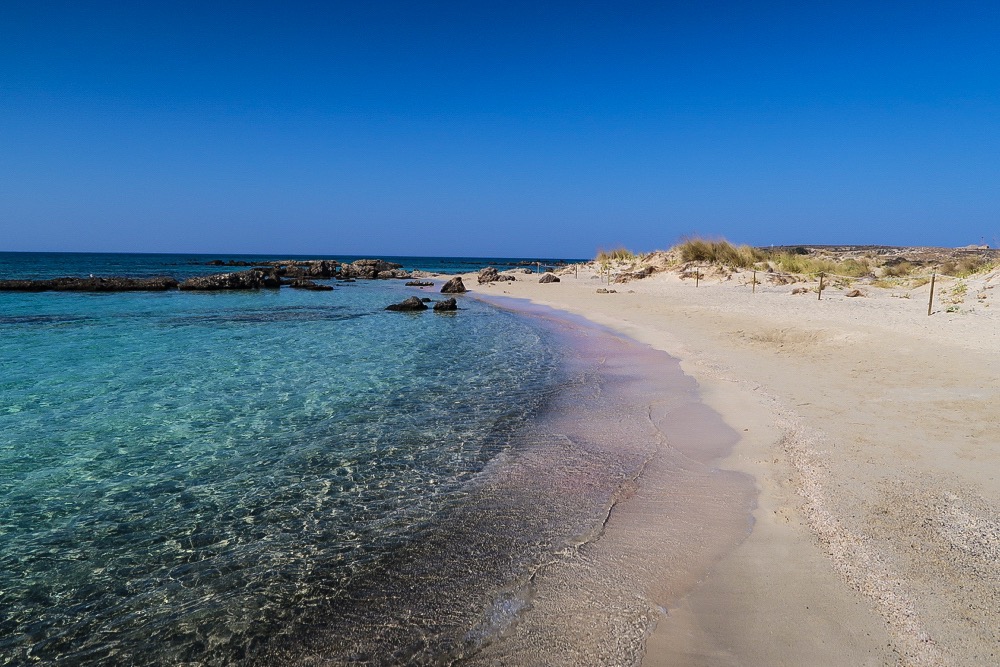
[454,264,1000,667]
[465,300,757,665]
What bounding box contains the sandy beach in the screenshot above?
[455,258,1000,667]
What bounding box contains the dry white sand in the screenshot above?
[455,263,1000,667]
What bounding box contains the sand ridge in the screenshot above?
[444,261,1000,666]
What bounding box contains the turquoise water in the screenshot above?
[0,254,577,665]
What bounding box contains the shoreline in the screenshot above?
[450,263,1000,666]
[458,296,757,665]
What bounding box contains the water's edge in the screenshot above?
[460,293,758,666]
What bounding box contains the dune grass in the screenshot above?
[595,247,636,263]
[940,256,996,278]
[676,238,764,268]
[767,253,873,277]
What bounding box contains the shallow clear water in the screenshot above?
[0,257,565,665]
[0,253,754,666]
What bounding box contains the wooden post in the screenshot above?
[927,272,936,316]
[575,265,578,279]
[752,270,757,294]
[818,272,824,300]
[695,270,700,287]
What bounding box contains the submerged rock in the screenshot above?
[440,277,467,294]
[385,296,428,312]
[433,297,458,311]
[405,280,434,287]
[0,276,180,292]
[288,279,333,291]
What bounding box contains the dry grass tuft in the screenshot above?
[768,253,872,278]
[940,256,996,278]
[676,237,764,268]
[595,247,636,263]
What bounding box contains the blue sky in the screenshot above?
[2,1,999,257]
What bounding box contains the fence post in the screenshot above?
[818,272,824,300]
[927,272,936,316]
[695,270,700,287]
[752,270,757,294]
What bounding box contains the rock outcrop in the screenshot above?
[341,259,410,280]
[405,280,434,287]
[178,270,278,291]
[477,267,515,284]
[385,296,428,311]
[538,273,560,283]
[0,276,180,292]
[440,277,467,294]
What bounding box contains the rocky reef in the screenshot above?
[0,276,179,292]
[2,258,415,292]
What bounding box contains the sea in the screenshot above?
[0,252,753,666]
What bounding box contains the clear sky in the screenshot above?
[2,1,999,257]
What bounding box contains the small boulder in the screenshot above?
[385,296,428,312]
[441,276,467,294]
[478,267,500,283]
[406,280,434,287]
[845,289,865,297]
[538,273,560,283]
[434,297,458,311]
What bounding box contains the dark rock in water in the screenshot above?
[0,276,179,292]
[405,281,434,287]
[288,279,333,291]
[538,273,560,283]
[420,297,432,302]
[440,276,467,294]
[305,260,339,277]
[433,297,458,311]
[478,267,515,284]
[178,270,275,291]
[341,259,409,280]
[385,296,428,311]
